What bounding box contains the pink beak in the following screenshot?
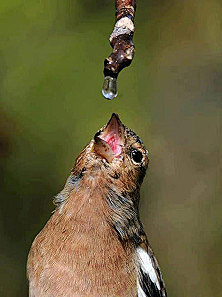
[94,113,125,163]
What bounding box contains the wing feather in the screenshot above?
[136,246,167,297]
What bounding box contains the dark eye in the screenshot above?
[131,149,143,164]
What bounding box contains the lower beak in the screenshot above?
[93,113,125,162]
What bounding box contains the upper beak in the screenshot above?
[94,113,125,163]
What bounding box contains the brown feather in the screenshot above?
[27,114,167,297]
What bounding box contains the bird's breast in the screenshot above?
[27,187,138,297]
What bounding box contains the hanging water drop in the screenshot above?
[102,76,118,100]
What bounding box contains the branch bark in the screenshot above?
[104,0,136,78]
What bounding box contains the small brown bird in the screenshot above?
[27,113,167,297]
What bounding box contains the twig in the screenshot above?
[102,0,136,100]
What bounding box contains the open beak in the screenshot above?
[94,113,125,163]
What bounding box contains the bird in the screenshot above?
[27,113,167,297]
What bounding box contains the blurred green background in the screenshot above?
[0,0,222,296]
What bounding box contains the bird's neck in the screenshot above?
[58,172,145,246]
[46,173,138,296]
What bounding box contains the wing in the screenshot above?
[136,245,167,297]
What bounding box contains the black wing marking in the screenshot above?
[137,246,167,297]
[138,268,163,297]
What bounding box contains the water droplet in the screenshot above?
[102,76,118,100]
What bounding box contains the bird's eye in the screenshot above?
[131,149,143,164]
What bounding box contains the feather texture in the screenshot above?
[136,246,167,297]
[27,114,167,297]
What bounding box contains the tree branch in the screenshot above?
[102,0,136,100]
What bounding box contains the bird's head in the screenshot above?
[72,113,149,194]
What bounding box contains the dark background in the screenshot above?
[0,0,222,296]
